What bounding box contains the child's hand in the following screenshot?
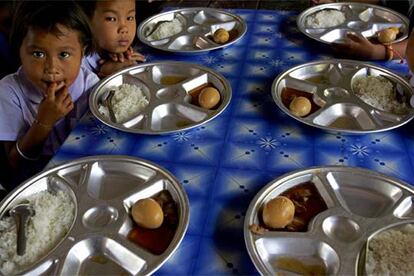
[108,47,145,63]
[310,0,335,5]
[37,83,74,126]
[331,32,384,60]
[98,59,137,78]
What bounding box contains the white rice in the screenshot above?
[110,83,149,123]
[366,224,414,275]
[147,18,183,41]
[353,76,408,115]
[306,9,346,28]
[0,190,74,275]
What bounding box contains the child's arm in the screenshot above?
[98,48,146,78]
[331,32,407,60]
[4,83,73,169]
[108,47,145,63]
[406,30,414,72]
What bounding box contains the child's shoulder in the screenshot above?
[0,70,24,97]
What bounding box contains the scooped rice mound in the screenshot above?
[0,190,74,275]
[306,9,346,28]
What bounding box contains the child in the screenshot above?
[0,1,99,188]
[79,0,145,78]
[310,0,413,61]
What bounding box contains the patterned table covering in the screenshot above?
[48,9,414,275]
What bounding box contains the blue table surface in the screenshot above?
[47,9,414,275]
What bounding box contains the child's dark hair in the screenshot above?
[10,0,94,60]
[76,0,97,19]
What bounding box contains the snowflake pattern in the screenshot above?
[202,56,218,65]
[349,144,370,157]
[173,132,192,142]
[257,137,281,151]
[89,124,109,136]
[269,59,285,68]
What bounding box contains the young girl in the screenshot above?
[79,0,146,78]
[0,1,99,188]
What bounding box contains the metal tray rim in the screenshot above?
[271,58,414,134]
[137,7,247,54]
[244,165,414,275]
[89,61,232,135]
[297,2,410,45]
[0,155,190,276]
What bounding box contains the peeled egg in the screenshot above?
[262,196,295,229]
[213,28,230,44]
[198,87,221,109]
[289,96,311,117]
[378,27,399,44]
[131,198,164,229]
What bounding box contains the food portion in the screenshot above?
[377,27,400,44]
[147,18,183,41]
[213,28,230,44]
[289,96,312,117]
[0,190,74,275]
[188,83,221,110]
[281,87,321,117]
[249,182,327,234]
[275,257,326,276]
[365,223,414,275]
[353,75,409,115]
[127,191,178,255]
[305,9,346,28]
[104,83,149,123]
[131,198,164,229]
[198,87,221,109]
[262,196,295,229]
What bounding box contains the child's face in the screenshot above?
[19,25,83,94]
[91,0,136,54]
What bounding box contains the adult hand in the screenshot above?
[331,32,385,60]
[37,82,74,127]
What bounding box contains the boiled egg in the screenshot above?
[289,96,311,117]
[131,198,164,229]
[198,87,221,109]
[213,28,230,44]
[262,196,295,229]
[378,27,399,44]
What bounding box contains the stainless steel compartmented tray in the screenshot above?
[137,8,247,54]
[244,166,414,275]
[271,59,414,134]
[0,155,190,275]
[297,2,409,44]
[89,61,232,135]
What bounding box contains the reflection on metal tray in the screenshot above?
[271,59,414,134]
[244,166,414,275]
[89,61,232,135]
[137,8,247,54]
[0,155,190,275]
[297,2,409,44]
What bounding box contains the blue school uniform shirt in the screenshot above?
[82,53,101,75]
[0,66,99,156]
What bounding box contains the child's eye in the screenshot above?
[32,51,45,58]
[105,17,116,22]
[59,52,71,59]
[127,16,135,21]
